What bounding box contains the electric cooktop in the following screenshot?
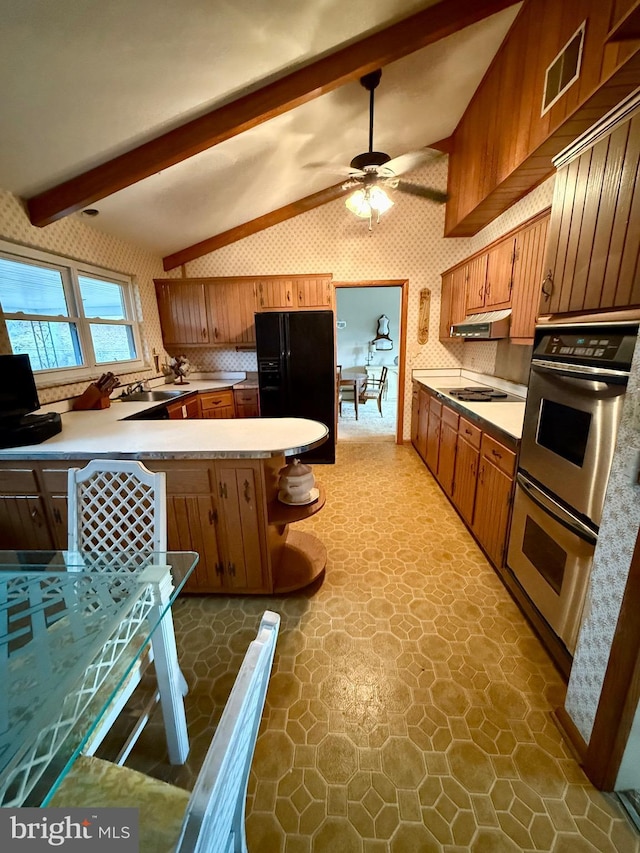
[447,386,524,403]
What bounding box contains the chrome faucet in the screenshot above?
[120,380,145,397]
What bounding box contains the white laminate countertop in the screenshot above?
[0,390,327,461]
[412,370,527,440]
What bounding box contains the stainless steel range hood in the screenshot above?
[450,309,511,339]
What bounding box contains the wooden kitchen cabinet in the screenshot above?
[205,279,257,344]
[484,238,515,309]
[256,277,294,310]
[295,276,333,308]
[541,107,640,316]
[440,209,551,344]
[437,406,459,497]
[452,418,481,527]
[215,461,268,593]
[425,396,441,475]
[256,274,334,311]
[154,280,209,345]
[411,384,420,448]
[472,434,516,568]
[439,267,468,340]
[0,466,57,549]
[234,388,260,418]
[465,254,489,312]
[0,453,328,596]
[416,387,430,461]
[199,390,235,419]
[510,212,550,343]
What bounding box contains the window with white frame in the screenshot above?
[0,241,145,384]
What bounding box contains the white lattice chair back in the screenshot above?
[68,459,166,559]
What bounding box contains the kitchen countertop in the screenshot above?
[0,386,327,460]
[412,370,527,441]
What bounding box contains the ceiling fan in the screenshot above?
[339,69,447,225]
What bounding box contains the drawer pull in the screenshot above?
[491,449,502,459]
[465,429,472,436]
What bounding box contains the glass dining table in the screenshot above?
[0,549,198,808]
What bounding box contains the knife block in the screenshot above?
[72,383,112,410]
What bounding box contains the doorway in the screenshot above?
[334,280,408,445]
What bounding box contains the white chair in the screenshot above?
[67,459,189,765]
[50,611,280,853]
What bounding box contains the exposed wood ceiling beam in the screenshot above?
[26,0,519,227]
[163,184,351,270]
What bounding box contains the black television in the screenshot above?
[0,354,41,422]
[0,354,62,447]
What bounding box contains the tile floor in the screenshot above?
[128,441,639,852]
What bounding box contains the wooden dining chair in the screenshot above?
[360,366,388,416]
[67,459,189,766]
[50,611,280,853]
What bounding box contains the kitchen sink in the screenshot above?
[119,389,187,402]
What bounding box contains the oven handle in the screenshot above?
[531,359,630,383]
[516,472,598,545]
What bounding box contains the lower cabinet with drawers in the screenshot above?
[411,381,517,570]
[0,453,325,596]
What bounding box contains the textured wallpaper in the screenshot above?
[178,157,473,438]
[0,190,167,403]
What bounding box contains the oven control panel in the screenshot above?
[533,324,638,370]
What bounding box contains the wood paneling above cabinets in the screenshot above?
[445,0,640,237]
[439,209,551,344]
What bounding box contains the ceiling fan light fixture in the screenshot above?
[345,185,393,220]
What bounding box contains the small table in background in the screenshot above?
[339,373,367,419]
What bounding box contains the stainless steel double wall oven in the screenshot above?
[507,321,638,654]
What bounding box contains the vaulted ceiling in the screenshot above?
[0,0,522,267]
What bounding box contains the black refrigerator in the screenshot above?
[255,310,335,463]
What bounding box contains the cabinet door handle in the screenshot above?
[479,463,484,485]
[243,479,251,503]
[485,281,491,299]
[53,508,62,524]
[219,482,228,499]
[208,508,218,525]
[202,327,207,339]
[228,562,236,577]
[478,285,484,299]
[214,327,219,338]
[541,270,554,300]
[31,507,40,521]
[215,562,224,576]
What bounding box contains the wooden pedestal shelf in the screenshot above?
[268,482,327,594]
[267,484,326,525]
[273,529,327,594]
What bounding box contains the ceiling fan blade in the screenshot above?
[395,181,448,203]
[384,148,442,176]
[304,161,362,177]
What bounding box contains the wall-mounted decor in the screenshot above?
[418,288,430,344]
[373,314,393,350]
